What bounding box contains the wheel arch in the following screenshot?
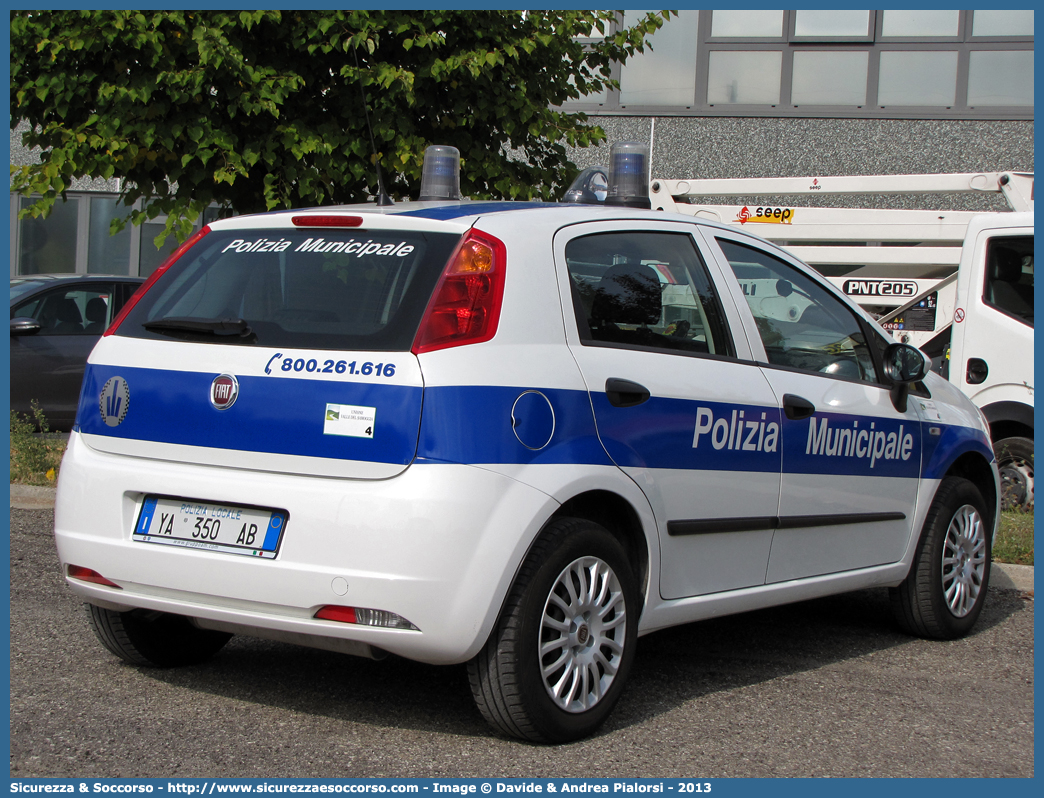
[552,489,651,613]
[981,400,1033,443]
[944,452,999,534]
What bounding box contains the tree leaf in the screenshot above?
[9,9,658,236]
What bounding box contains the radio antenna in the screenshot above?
[353,46,393,207]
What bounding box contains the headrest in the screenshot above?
[991,247,1023,283]
[85,297,108,323]
[57,298,83,323]
[591,262,662,325]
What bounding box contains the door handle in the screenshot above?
[782,393,816,420]
[605,378,651,408]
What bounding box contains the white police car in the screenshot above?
[55,144,1000,743]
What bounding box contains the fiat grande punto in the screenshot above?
[55,145,999,742]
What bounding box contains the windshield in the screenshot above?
[117,228,462,350]
[9,279,52,304]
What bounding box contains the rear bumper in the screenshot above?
[54,432,559,664]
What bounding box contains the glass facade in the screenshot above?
[619,10,699,106]
[791,51,869,105]
[18,197,78,275]
[563,9,1032,118]
[707,51,782,105]
[13,194,204,277]
[967,50,1034,106]
[878,51,959,106]
[882,10,960,38]
[711,10,783,38]
[793,10,871,39]
[87,197,132,275]
[971,10,1034,37]
[138,221,185,277]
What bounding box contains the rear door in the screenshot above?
[555,220,782,599]
[77,221,463,479]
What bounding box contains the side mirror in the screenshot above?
[883,342,929,413]
[10,317,42,336]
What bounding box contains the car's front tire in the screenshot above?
[468,517,639,743]
[890,476,991,639]
[87,604,232,667]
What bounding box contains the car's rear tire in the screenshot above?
[87,604,232,667]
[467,517,639,743]
[890,476,991,639]
[995,436,1033,511]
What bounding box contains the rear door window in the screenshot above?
[117,229,462,351]
[566,231,734,358]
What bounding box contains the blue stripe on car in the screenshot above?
[77,364,422,465]
[76,365,990,478]
[920,422,996,480]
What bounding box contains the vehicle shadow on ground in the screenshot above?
[132,584,1028,743]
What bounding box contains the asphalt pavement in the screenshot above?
[9,503,1034,778]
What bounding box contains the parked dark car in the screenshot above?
[10,274,144,430]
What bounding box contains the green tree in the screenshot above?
[11,10,670,247]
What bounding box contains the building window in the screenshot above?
[87,197,132,275]
[971,10,1034,38]
[881,10,960,39]
[791,51,869,106]
[707,51,782,105]
[138,219,185,277]
[618,10,699,106]
[710,10,783,38]
[878,51,959,106]
[967,50,1034,106]
[11,193,206,277]
[18,197,79,275]
[562,9,1032,119]
[792,10,873,41]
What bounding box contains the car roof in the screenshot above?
[210,200,747,238]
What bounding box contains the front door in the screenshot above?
[708,233,922,582]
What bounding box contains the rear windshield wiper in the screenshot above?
[143,316,257,342]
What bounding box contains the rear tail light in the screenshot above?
[67,565,121,589]
[104,225,211,336]
[314,605,419,631]
[412,228,507,354]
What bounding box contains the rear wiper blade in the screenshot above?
[143,316,256,340]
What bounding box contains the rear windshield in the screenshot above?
[117,228,461,350]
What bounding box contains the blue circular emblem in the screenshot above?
[100,377,130,427]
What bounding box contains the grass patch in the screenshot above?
[995,510,1034,566]
[10,404,65,486]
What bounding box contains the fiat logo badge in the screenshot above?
[210,374,239,410]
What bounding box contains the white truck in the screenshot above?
[648,172,1034,509]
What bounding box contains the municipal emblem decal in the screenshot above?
[100,377,130,427]
[210,374,240,410]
